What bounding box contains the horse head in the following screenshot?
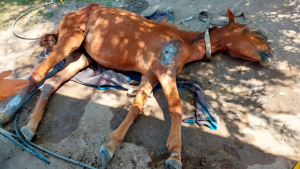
[218,9,276,66]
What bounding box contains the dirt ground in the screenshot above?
[0,0,300,168]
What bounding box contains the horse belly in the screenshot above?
[83,32,150,73]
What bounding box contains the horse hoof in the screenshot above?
[166,158,182,169]
[21,127,35,141]
[100,145,113,168]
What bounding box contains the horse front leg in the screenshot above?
[153,68,183,169]
[162,77,183,169]
[21,49,92,141]
[100,76,158,167]
[0,30,85,126]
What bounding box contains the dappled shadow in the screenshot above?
[105,88,297,168]
[1,0,300,168]
[3,82,296,168]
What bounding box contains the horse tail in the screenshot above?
[39,29,59,51]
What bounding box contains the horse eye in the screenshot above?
[243,28,251,34]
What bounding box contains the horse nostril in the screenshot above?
[259,50,274,66]
[262,52,268,58]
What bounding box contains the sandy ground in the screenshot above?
[0,0,300,168]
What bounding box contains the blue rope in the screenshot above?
[14,93,51,164]
[13,114,97,169]
[20,137,98,169]
[0,81,97,168]
[10,87,98,168]
[0,130,48,162]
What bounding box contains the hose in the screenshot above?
[12,0,58,40]
[14,112,97,169]
[0,129,50,164]
[0,85,98,168]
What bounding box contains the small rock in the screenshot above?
[268,94,274,99]
[248,89,253,95]
[239,140,244,149]
[200,157,206,166]
[261,104,267,108]
[120,163,123,167]
[291,133,295,137]
[296,79,299,83]
[235,114,241,117]
[279,92,285,96]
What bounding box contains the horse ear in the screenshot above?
[227,9,235,24]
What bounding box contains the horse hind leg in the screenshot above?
[21,49,92,141]
[100,76,158,168]
[0,29,85,126]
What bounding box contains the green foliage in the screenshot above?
[5,0,48,5]
[38,10,54,18]
[75,0,115,7]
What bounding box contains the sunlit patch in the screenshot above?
[111,35,120,47]
[114,16,124,24]
[119,12,127,15]
[283,45,300,52]
[272,61,288,70]
[130,15,138,20]
[142,21,155,27]
[137,41,145,48]
[139,27,145,31]
[277,30,300,52]
[242,112,300,158]
[96,19,109,29]
[123,39,129,45]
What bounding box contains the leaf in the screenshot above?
[283,3,289,6]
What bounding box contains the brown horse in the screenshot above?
[0,4,275,169]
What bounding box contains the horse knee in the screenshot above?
[41,78,59,96]
[128,105,142,119]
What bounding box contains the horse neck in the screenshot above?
[175,29,203,43]
[184,28,227,63]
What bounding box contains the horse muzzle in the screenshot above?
[259,50,276,66]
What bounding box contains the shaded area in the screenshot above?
[122,0,149,15]
[108,89,297,168]
[3,86,297,168]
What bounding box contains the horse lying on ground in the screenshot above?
[0,4,275,169]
